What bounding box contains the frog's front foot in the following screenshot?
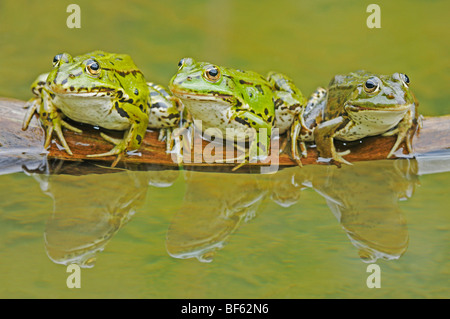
[22,99,82,155]
[45,115,82,156]
[383,115,418,158]
[22,98,39,131]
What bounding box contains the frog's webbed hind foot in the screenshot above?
[289,117,309,167]
[86,132,128,167]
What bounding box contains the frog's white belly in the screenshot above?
[335,106,410,141]
[54,94,131,130]
[184,99,256,142]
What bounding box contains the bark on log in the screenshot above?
[1,97,449,171]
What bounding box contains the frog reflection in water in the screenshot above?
[307,159,419,262]
[30,160,418,266]
[22,51,181,166]
[291,71,421,165]
[28,162,179,268]
[166,160,419,263]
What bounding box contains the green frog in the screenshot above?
[168,57,306,166]
[291,70,421,165]
[22,51,152,166]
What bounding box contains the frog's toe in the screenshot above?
[231,160,249,171]
[387,133,407,158]
[61,120,82,134]
[53,122,73,156]
[99,132,123,146]
[86,144,126,168]
[382,128,398,137]
[22,99,39,131]
[86,145,125,158]
[43,126,54,149]
[333,150,352,166]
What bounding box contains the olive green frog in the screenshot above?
[291,70,421,165]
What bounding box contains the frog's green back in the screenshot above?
[222,67,276,119]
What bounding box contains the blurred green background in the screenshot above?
[0,0,448,299]
[0,0,448,115]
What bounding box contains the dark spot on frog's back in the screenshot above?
[274,98,283,108]
[264,108,269,115]
[134,88,139,95]
[114,101,130,118]
[255,84,264,94]
[239,79,253,85]
[234,116,250,126]
[136,134,142,144]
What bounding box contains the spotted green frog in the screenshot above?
[291,70,421,165]
[22,51,166,166]
[168,57,306,165]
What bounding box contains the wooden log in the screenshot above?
[1,97,449,171]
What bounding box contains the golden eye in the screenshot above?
[364,77,380,94]
[85,59,101,76]
[400,73,410,87]
[52,54,63,67]
[203,65,221,82]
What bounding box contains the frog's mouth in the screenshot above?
[50,85,116,97]
[169,86,233,101]
[345,102,413,113]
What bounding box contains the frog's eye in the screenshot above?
[364,77,380,94]
[177,59,185,70]
[85,59,101,76]
[400,73,410,87]
[203,65,221,83]
[177,57,195,70]
[52,54,63,67]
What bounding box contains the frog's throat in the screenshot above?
[345,102,413,113]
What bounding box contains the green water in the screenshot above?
[0,0,449,298]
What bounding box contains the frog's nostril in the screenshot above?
[187,76,192,81]
[69,74,75,79]
[387,93,395,99]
